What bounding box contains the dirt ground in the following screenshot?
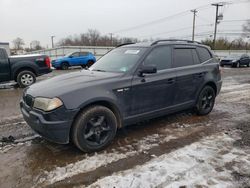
[0,67,250,188]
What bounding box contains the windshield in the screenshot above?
[90,47,147,73]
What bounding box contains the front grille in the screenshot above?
[23,94,34,107]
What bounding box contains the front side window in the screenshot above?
[144,46,172,70]
[173,48,194,68]
[90,47,147,72]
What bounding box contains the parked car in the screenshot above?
[220,54,250,68]
[51,52,96,70]
[20,40,222,152]
[0,47,52,87]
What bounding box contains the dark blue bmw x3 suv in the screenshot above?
[20,40,222,152]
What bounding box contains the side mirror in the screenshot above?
[138,65,157,77]
[69,55,73,58]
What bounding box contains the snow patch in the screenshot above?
[37,134,176,186]
[88,133,249,188]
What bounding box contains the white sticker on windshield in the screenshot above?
[125,50,140,55]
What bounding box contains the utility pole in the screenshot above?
[109,33,113,46]
[191,9,197,41]
[51,36,55,48]
[212,3,223,49]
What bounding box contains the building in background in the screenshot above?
[0,42,10,55]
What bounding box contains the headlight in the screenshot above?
[33,97,63,111]
[232,60,237,63]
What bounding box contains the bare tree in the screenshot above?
[243,20,250,32]
[12,37,25,50]
[30,40,42,50]
[87,29,100,46]
[57,29,139,47]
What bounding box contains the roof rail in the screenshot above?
[116,42,135,48]
[151,39,201,46]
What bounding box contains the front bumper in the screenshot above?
[20,100,77,144]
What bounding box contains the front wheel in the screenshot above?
[61,62,69,70]
[195,86,215,116]
[17,70,36,88]
[72,106,118,152]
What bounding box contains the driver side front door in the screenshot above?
[130,46,176,116]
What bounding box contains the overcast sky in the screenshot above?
[0,0,249,47]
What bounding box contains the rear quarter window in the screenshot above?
[196,47,212,63]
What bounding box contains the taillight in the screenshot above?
[45,57,51,68]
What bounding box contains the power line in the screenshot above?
[110,0,250,38]
[112,11,190,34]
[220,19,250,22]
[111,3,216,34]
[138,24,213,38]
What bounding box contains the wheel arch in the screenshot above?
[13,67,37,81]
[69,99,123,140]
[195,81,217,105]
[61,61,70,65]
[205,81,217,95]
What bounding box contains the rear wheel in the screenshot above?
[72,106,117,152]
[86,60,94,68]
[17,70,36,88]
[196,86,215,116]
[61,62,69,70]
[81,65,86,69]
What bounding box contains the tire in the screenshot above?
[86,60,94,68]
[247,62,250,67]
[196,86,216,116]
[72,105,118,152]
[81,65,86,69]
[61,62,69,70]
[17,70,36,88]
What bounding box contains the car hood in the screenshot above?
[26,70,122,98]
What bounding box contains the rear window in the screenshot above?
[173,48,194,68]
[196,47,212,62]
